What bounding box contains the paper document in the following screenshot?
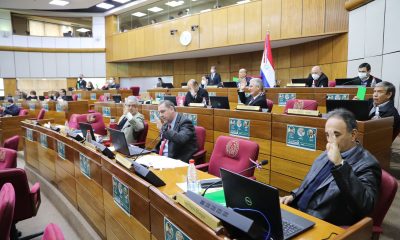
[176,181,222,193]
[135,155,188,169]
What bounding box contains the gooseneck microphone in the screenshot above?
[201,160,269,196]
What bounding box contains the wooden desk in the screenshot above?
[0,115,30,150]
[93,102,125,124]
[148,88,169,100]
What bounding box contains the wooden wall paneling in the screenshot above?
[332,33,348,62]
[173,59,185,75]
[289,67,305,80]
[106,63,118,77]
[3,78,17,96]
[135,28,145,58]
[303,66,313,77]
[281,0,303,38]
[144,27,155,57]
[276,68,290,86]
[250,51,263,71]
[262,0,282,40]
[112,35,120,61]
[199,11,213,49]
[227,4,245,45]
[151,62,162,76]
[245,1,262,43]
[195,58,208,75]
[127,31,136,58]
[162,61,174,76]
[320,63,332,80]
[302,0,326,36]
[173,75,185,86]
[184,59,197,74]
[67,78,77,89]
[326,0,349,32]
[290,44,304,67]
[105,15,117,36]
[276,47,290,69]
[303,41,319,66]
[128,62,141,77]
[152,24,163,56]
[183,74,197,83]
[117,63,129,77]
[167,21,182,53]
[331,62,348,80]
[208,55,230,74]
[119,33,129,60]
[106,36,113,61]
[318,37,333,64]
[212,8,228,47]
[180,15,200,51]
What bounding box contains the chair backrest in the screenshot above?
[328,81,336,87]
[68,112,107,135]
[99,95,106,102]
[42,223,65,240]
[0,168,38,222]
[194,126,206,151]
[0,183,15,240]
[130,86,140,96]
[335,217,372,240]
[266,99,274,112]
[37,108,46,120]
[3,135,19,152]
[0,148,17,170]
[208,136,259,178]
[19,109,29,116]
[284,99,318,113]
[371,170,398,227]
[72,94,78,101]
[136,122,149,143]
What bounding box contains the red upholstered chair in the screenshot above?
[0,147,17,169]
[370,170,398,239]
[19,109,29,116]
[328,81,336,87]
[37,108,46,120]
[130,86,140,96]
[196,136,259,178]
[284,99,318,114]
[192,126,207,164]
[99,95,106,102]
[72,94,78,101]
[3,135,19,152]
[42,223,65,240]
[68,112,107,135]
[0,168,42,239]
[0,183,15,240]
[266,99,274,112]
[132,122,149,148]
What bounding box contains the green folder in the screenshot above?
[356,86,367,100]
[204,189,226,206]
[232,77,239,82]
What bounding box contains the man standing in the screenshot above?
[306,66,328,87]
[208,66,221,86]
[117,96,145,144]
[353,63,382,87]
[280,109,381,226]
[237,78,269,111]
[77,74,87,89]
[154,100,198,163]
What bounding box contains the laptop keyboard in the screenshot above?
[128,145,150,156]
[282,220,302,239]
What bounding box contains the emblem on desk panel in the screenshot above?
[57,141,66,160]
[39,134,47,148]
[26,129,33,141]
[102,107,111,118]
[286,124,317,151]
[164,217,191,240]
[229,118,250,139]
[225,139,239,158]
[278,93,296,106]
[90,93,97,100]
[79,153,91,179]
[245,196,253,206]
[112,175,130,215]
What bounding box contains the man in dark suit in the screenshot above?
[368,81,400,140]
[237,78,269,111]
[208,66,221,86]
[306,66,328,87]
[77,74,87,89]
[280,109,381,226]
[154,100,198,163]
[0,98,20,116]
[352,63,382,87]
[184,79,209,106]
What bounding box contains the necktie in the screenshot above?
[117,117,128,130]
[159,124,171,155]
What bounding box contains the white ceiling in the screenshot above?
[0,0,103,10]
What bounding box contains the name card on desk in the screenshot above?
[79,153,91,179]
[278,93,296,106]
[182,113,198,126]
[236,105,260,112]
[39,134,47,148]
[286,124,317,151]
[229,118,250,138]
[102,107,111,118]
[90,93,97,100]
[188,103,205,108]
[286,83,306,87]
[287,109,320,116]
[26,129,33,141]
[164,217,192,240]
[112,175,131,215]
[57,141,66,160]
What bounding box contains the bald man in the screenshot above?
[306,66,328,87]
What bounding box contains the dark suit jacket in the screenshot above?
[306,73,329,87]
[238,91,269,111]
[77,79,87,89]
[208,73,221,86]
[4,104,20,116]
[184,88,209,106]
[352,75,382,87]
[154,114,198,163]
[368,99,400,139]
[27,96,38,101]
[291,145,381,226]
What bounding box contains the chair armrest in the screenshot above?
[195,163,209,172]
[30,182,41,215]
[192,150,207,164]
[109,123,118,129]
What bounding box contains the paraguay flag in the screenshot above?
[260,33,276,88]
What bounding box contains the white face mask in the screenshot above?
[311,74,320,80]
[358,72,368,80]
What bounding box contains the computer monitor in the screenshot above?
[112,95,122,103]
[221,168,315,240]
[163,95,177,106]
[181,83,187,87]
[326,99,370,121]
[108,128,150,156]
[39,96,45,101]
[291,78,308,84]
[222,82,238,88]
[162,83,174,88]
[335,78,358,86]
[210,96,230,109]
[65,96,73,101]
[79,122,96,141]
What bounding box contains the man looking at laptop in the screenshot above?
[237,78,269,111]
[116,96,144,144]
[280,109,381,226]
[154,100,198,163]
[184,79,209,106]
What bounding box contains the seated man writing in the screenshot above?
[237,78,269,111]
[280,109,381,226]
[0,98,20,117]
[154,100,198,163]
[184,79,209,106]
[116,96,145,144]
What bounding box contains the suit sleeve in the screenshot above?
[163,119,196,145]
[238,91,247,104]
[184,92,191,106]
[306,74,313,87]
[321,77,328,87]
[215,74,221,85]
[127,112,145,132]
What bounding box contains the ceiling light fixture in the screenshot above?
[113,0,130,3]
[132,12,147,17]
[49,0,69,6]
[77,28,91,33]
[165,1,185,7]
[96,2,114,9]
[148,7,163,12]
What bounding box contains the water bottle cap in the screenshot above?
[189,159,195,164]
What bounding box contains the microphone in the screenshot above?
[131,134,161,162]
[201,160,268,196]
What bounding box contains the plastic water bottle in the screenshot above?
[371,78,377,87]
[64,120,70,133]
[202,97,207,106]
[85,130,92,143]
[187,159,198,193]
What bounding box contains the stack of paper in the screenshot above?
[136,155,188,169]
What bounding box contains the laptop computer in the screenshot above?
[222,82,238,88]
[162,83,174,88]
[163,95,177,106]
[108,128,151,157]
[210,96,230,109]
[335,78,358,86]
[221,168,315,240]
[65,96,73,101]
[112,95,122,103]
[79,122,96,141]
[181,83,188,87]
[326,99,370,121]
[291,78,308,84]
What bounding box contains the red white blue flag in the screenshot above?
[260,33,276,88]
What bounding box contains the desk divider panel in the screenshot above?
[0,115,30,150]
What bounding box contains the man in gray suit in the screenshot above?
[117,96,145,143]
[280,109,381,226]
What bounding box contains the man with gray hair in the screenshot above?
[238,68,252,86]
[117,96,145,143]
[306,66,328,87]
[237,78,269,110]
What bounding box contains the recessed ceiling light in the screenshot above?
[49,0,69,6]
[113,0,130,3]
[132,12,147,17]
[237,0,250,4]
[148,7,163,12]
[165,1,185,7]
[96,2,114,9]
[77,28,91,33]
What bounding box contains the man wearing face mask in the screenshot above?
[353,63,382,87]
[306,66,328,87]
[184,79,209,106]
[0,98,20,117]
[208,66,221,86]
